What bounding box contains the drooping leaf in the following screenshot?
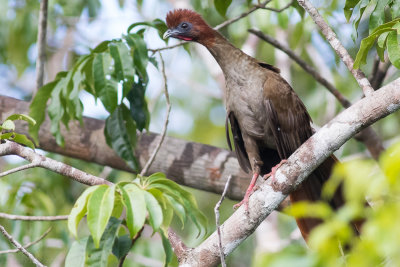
[344,0,362,21]
[104,106,138,170]
[215,0,232,17]
[65,237,89,267]
[112,234,132,260]
[120,183,146,238]
[124,33,148,82]
[87,185,115,248]
[68,186,99,238]
[108,41,135,81]
[143,190,163,232]
[159,228,174,267]
[387,28,400,68]
[369,0,390,33]
[86,217,121,267]
[127,81,149,131]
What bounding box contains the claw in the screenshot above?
[264,159,287,180]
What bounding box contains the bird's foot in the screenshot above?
[233,173,260,211]
[263,159,288,180]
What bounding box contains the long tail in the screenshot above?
[289,154,363,240]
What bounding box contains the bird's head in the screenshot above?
[163,9,216,45]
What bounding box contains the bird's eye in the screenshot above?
[181,22,188,29]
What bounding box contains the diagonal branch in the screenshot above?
[0,227,52,254]
[0,224,46,266]
[248,29,384,159]
[297,0,374,97]
[0,141,112,186]
[179,78,400,266]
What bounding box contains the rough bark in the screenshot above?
[0,95,248,200]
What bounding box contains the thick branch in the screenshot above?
[0,95,248,200]
[248,29,384,159]
[297,0,374,97]
[179,78,400,267]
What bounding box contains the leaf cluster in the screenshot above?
[66,172,207,267]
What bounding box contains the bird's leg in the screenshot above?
[263,159,288,180]
[233,172,260,210]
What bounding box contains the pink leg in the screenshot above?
[264,159,288,180]
[233,172,259,211]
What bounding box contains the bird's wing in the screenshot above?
[226,111,251,173]
[263,73,313,159]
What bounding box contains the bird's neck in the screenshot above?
[201,30,258,80]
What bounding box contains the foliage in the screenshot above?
[345,0,400,69]
[67,173,207,266]
[258,141,400,267]
[29,20,167,170]
[0,114,36,149]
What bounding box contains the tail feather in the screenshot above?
[289,154,362,240]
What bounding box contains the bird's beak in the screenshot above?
[163,29,177,39]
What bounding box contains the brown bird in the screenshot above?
[163,9,359,239]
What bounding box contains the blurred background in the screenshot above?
[0,0,399,266]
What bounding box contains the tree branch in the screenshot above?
[178,78,400,266]
[0,213,68,221]
[0,227,52,254]
[0,224,46,266]
[0,162,39,177]
[297,0,375,97]
[0,141,112,186]
[34,0,48,92]
[248,29,385,159]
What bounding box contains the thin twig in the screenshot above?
[254,0,294,13]
[214,175,233,267]
[0,141,112,186]
[296,0,374,97]
[140,52,171,176]
[248,29,351,108]
[35,0,48,92]
[0,227,52,254]
[0,213,68,221]
[119,226,145,267]
[0,224,46,266]
[369,57,392,90]
[0,162,40,177]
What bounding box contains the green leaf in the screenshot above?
[387,30,400,68]
[1,120,15,131]
[351,0,369,41]
[344,0,361,21]
[112,234,132,260]
[292,1,305,18]
[93,52,118,113]
[12,133,35,150]
[104,106,138,170]
[68,186,99,238]
[5,114,36,125]
[0,132,14,140]
[391,0,400,19]
[125,33,148,82]
[109,41,135,81]
[127,19,168,41]
[120,183,146,238]
[369,0,390,33]
[127,81,149,131]
[111,191,124,219]
[87,185,116,248]
[65,237,89,267]
[159,229,174,267]
[165,195,186,228]
[215,0,232,17]
[86,217,121,267]
[92,41,111,53]
[284,201,333,220]
[143,190,163,232]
